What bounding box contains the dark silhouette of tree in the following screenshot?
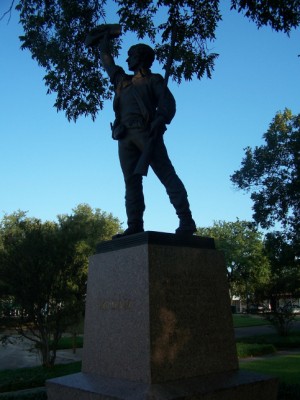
[2,1,299,121]
[0,204,120,366]
[231,109,300,251]
[197,220,270,302]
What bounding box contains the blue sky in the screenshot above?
[0,2,299,233]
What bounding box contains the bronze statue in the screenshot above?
[86,26,196,238]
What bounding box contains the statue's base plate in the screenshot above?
[47,370,278,400]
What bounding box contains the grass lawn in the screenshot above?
[0,362,81,393]
[237,332,300,349]
[55,335,83,350]
[232,314,271,328]
[240,354,300,385]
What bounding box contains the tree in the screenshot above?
[230,0,300,33]
[0,205,120,366]
[2,1,299,121]
[231,109,300,251]
[197,220,270,304]
[262,232,299,336]
[0,212,65,366]
[263,231,300,309]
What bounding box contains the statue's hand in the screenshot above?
[97,30,110,53]
[150,117,166,138]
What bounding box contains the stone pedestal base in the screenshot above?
[47,232,278,399]
[47,370,278,400]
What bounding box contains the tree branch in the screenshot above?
[0,0,16,23]
[17,325,41,344]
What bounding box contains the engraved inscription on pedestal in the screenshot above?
[99,299,133,310]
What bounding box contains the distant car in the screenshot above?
[249,304,268,314]
[278,304,300,314]
[290,305,300,314]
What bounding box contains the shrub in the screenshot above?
[264,304,297,336]
[237,343,276,358]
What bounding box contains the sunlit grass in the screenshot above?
[240,354,300,385]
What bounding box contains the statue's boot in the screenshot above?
[175,212,197,235]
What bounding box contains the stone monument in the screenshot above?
[47,231,278,399]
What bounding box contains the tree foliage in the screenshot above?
[16,0,112,121]
[263,231,300,303]
[116,0,221,83]
[231,0,300,33]
[231,109,300,250]
[0,204,120,366]
[197,220,270,300]
[3,0,299,121]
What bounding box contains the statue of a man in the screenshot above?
[98,34,196,238]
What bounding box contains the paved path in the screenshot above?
[235,324,276,338]
[0,336,82,371]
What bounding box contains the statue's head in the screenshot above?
[127,44,155,71]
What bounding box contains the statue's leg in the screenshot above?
[150,136,196,234]
[118,133,145,234]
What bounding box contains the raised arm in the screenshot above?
[98,35,127,89]
[85,26,123,83]
[98,33,116,77]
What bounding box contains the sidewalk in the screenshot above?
[0,337,82,371]
[235,324,276,338]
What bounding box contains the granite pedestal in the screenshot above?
[47,231,278,399]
